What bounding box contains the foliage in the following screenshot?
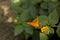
[56,23,60,38]
[40,33,48,40]
[11,0,60,40]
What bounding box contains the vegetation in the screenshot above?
[11,0,60,40]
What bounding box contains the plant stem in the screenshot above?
[33,29,40,40]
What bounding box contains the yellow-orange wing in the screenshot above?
[27,16,40,29]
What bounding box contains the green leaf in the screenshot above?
[39,9,49,16]
[48,2,58,13]
[48,9,59,26]
[41,2,48,9]
[24,32,30,40]
[50,0,58,2]
[56,23,60,38]
[20,0,31,8]
[11,0,24,14]
[14,22,22,25]
[40,33,48,40]
[23,23,33,35]
[49,27,54,35]
[57,5,60,19]
[11,4,23,14]
[31,0,42,5]
[14,25,24,36]
[43,0,50,2]
[38,15,48,26]
[20,10,32,22]
[35,0,42,3]
[28,6,37,19]
[11,0,22,6]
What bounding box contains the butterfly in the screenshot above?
[27,16,40,29]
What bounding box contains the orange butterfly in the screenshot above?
[27,16,40,29]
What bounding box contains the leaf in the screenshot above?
[11,0,25,14]
[20,0,31,8]
[40,33,48,40]
[20,10,32,22]
[56,23,60,38]
[49,27,54,35]
[48,2,58,13]
[38,15,48,26]
[31,0,42,5]
[41,2,48,9]
[23,23,33,35]
[50,0,58,2]
[24,32,30,40]
[48,9,59,26]
[11,4,23,14]
[43,0,50,2]
[31,0,42,4]
[57,5,60,19]
[28,6,37,19]
[14,25,24,36]
[39,9,49,16]
[15,22,22,25]
[11,0,21,6]
[34,0,42,3]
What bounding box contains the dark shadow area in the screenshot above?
[49,27,60,40]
